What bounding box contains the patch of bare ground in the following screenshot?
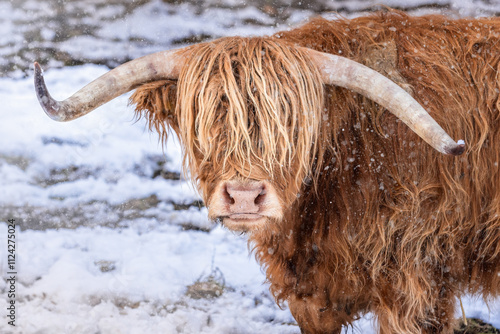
[1,195,207,231]
[455,318,500,334]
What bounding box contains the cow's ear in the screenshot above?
[130,80,179,142]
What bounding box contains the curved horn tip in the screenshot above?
[34,62,48,104]
[34,62,45,83]
[34,62,67,122]
[34,61,42,72]
[445,139,466,156]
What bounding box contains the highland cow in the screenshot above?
[34,10,499,334]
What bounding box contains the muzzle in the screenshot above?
[207,179,282,232]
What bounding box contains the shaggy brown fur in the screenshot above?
[131,10,500,334]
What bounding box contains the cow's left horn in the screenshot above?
[34,49,187,122]
[305,48,465,156]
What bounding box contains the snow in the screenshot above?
[0,223,299,334]
[1,0,500,333]
[0,66,302,333]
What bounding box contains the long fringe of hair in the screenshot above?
[132,37,325,203]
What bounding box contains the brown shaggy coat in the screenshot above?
[131,10,500,334]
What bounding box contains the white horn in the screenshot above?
[305,48,465,156]
[34,48,187,122]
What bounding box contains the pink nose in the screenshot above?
[223,182,266,214]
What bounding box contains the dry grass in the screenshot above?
[454,318,500,334]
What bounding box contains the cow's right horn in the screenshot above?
[305,48,465,156]
[34,48,187,122]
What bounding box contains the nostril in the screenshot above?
[223,185,235,205]
[224,182,266,212]
[254,188,266,206]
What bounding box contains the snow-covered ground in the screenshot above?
[1,1,500,333]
